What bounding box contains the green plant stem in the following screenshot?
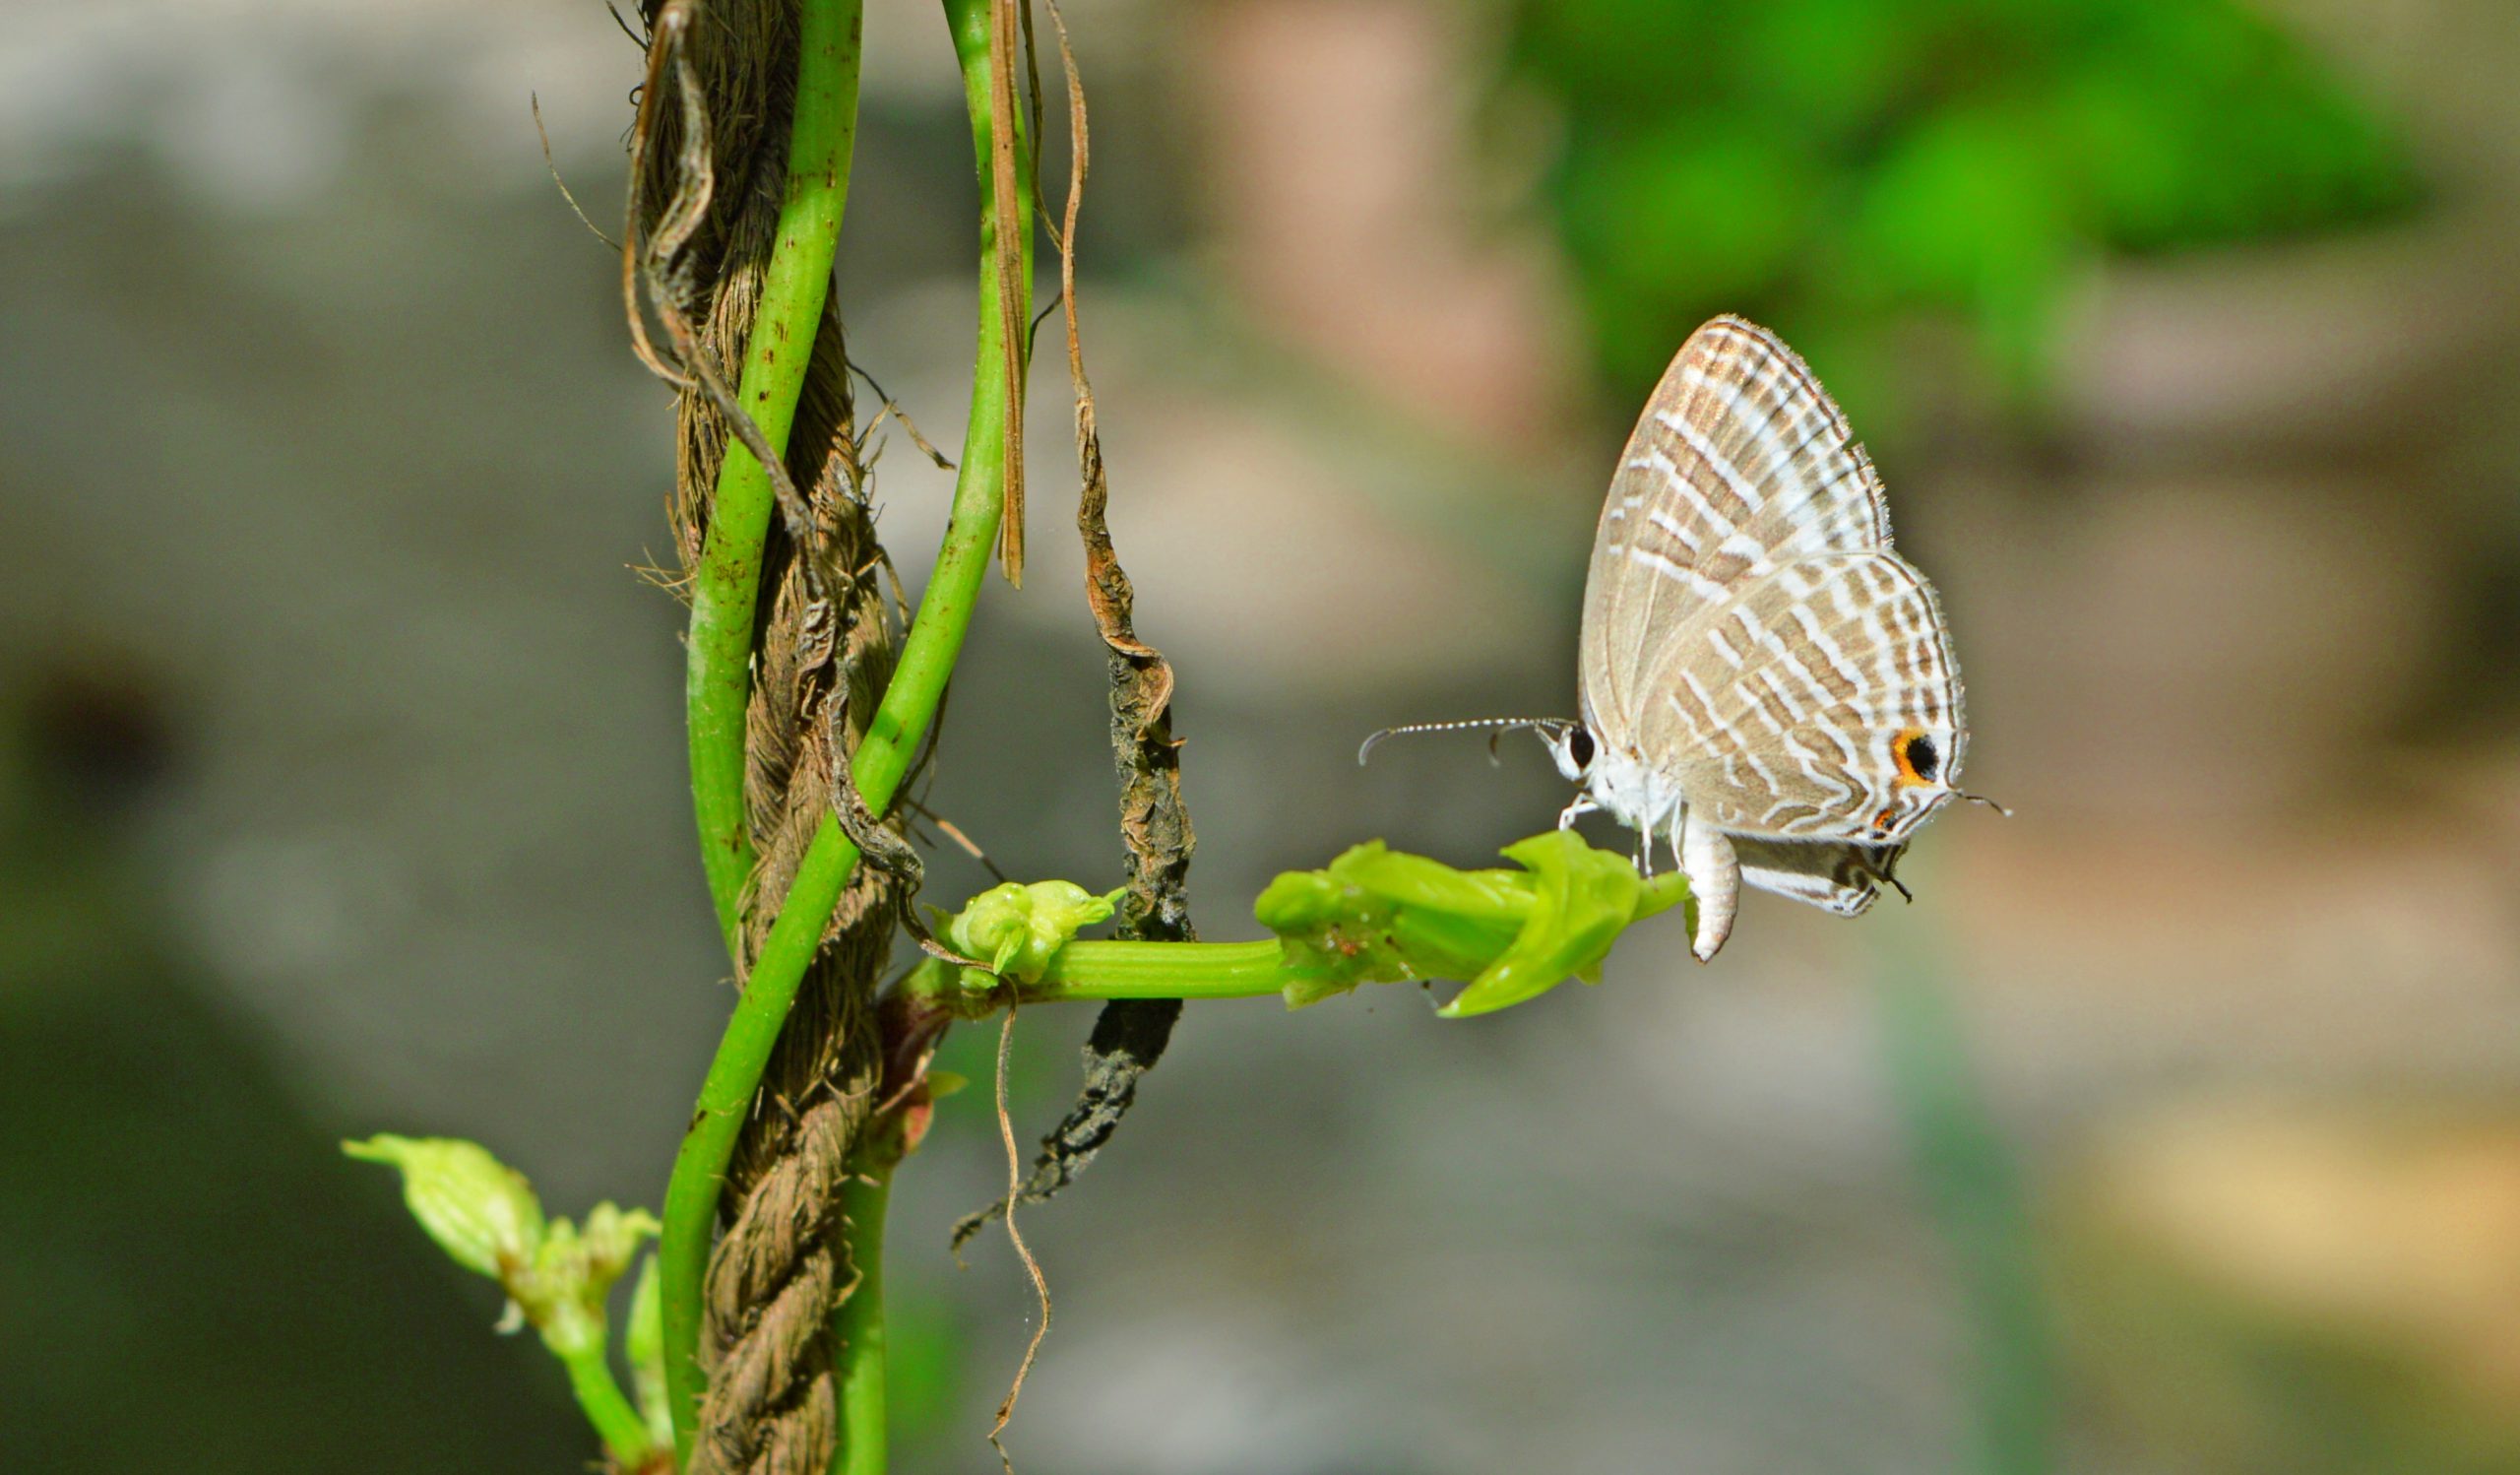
[660,0,1033,1461]
[559,1343,657,1471]
[1030,939,1289,1000]
[1873,959,2055,1475]
[660,0,869,1452]
[899,939,1303,1014]
[683,0,866,955]
[833,1167,893,1475]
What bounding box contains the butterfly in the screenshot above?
[1366,316,1972,963]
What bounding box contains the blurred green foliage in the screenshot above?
[1503,0,2423,425]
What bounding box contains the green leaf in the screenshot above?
[1255,842,1523,1006]
[1442,831,1686,1017]
[343,1134,545,1281]
[1256,832,1689,1015]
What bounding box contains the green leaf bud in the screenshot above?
[1442,831,1683,1016]
[948,879,1124,986]
[515,1203,661,1359]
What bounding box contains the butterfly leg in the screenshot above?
[1672,808,1740,963]
[1557,795,1599,830]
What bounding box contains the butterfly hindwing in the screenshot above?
[1731,836,1907,917]
[1640,550,1965,845]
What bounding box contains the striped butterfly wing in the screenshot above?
[1644,548,1966,845]
[1582,314,1967,859]
[1579,316,1894,744]
[1730,836,1908,917]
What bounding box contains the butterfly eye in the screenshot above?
[1565,727,1597,770]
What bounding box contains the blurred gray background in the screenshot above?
[8,1,2520,1471]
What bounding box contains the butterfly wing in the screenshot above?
[1578,316,1894,743]
[1731,836,1908,917]
[1644,549,1966,844]
[1643,545,1976,847]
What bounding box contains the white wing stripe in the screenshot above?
[1624,546,1730,604]
[1670,683,1761,766]
[1644,507,1704,554]
[1654,408,1766,514]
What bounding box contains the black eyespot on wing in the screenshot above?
[1904,734,1940,783]
[1566,726,1597,769]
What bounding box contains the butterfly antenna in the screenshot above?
[1357,716,1571,766]
[1959,791,2013,817]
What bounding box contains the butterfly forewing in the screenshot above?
[1580,316,1894,742]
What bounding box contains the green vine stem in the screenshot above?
[1032,939,1288,999]
[1873,949,2056,1475]
[903,833,1694,1018]
[907,934,1565,1009]
[560,1343,661,1471]
[833,1168,894,1475]
[682,0,867,954]
[658,0,1033,1460]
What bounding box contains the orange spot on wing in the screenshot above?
[1891,727,1930,787]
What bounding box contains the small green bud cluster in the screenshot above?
[343,1134,659,1360]
[946,878,1126,991]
